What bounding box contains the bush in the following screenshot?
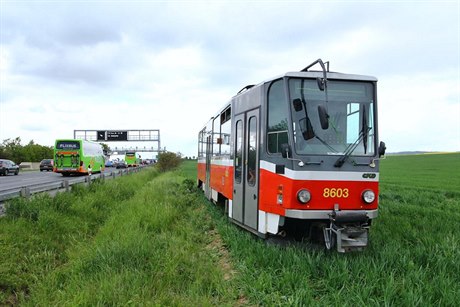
[157,151,182,172]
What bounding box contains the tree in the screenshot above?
[0,137,24,162]
[0,137,53,163]
[23,142,53,162]
[99,143,110,155]
[156,151,182,172]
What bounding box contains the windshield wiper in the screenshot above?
[362,105,369,154]
[334,127,371,167]
[315,134,338,153]
[334,104,371,167]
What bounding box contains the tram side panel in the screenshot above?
[197,158,206,188]
[209,159,233,201]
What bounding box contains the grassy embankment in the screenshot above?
[1,154,459,305]
[1,165,236,305]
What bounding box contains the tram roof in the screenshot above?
[268,70,378,83]
[234,70,378,98]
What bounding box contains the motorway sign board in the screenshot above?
[107,131,128,141]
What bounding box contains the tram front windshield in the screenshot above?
[288,78,376,156]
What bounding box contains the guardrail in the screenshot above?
[0,166,147,203]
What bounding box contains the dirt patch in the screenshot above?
[206,229,236,281]
[205,229,249,305]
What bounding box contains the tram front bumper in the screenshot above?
[284,209,378,220]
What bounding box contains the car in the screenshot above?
[0,159,19,176]
[142,159,155,165]
[39,159,54,172]
[105,160,114,167]
[116,160,127,169]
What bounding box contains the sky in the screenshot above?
[1,0,459,158]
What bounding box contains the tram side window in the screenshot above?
[267,80,289,153]
[197,130,202,158]
[247,116,257,186]
[198,129,206,158]
[221,123,231,156]
[212,115,221,156]
[234,120,243,184]
[209,106,232,157]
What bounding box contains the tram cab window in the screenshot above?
[267,80,289,154]
[288,78,376,156]
[346,103,360,143]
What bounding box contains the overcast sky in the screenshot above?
[1,0,459,158]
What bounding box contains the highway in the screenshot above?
[0,168,115,192]
[0,166,144,207]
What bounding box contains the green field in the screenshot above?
[381,153,460,192]
[0,154,459,305]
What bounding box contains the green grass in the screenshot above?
[25,172,235,305]
[380,152,460,192]
[1,156,459,306]
[0,168,160,304]
[204,154,460,306]
[1,163,237,305]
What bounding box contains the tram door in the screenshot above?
[205,135,212,199]
[233,109,259,230]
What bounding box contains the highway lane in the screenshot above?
[0,168,117,192]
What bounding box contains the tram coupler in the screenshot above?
[323,210,370,253]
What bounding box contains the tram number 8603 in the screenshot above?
[323,188,349,198]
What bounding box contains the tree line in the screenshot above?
[0,137,53,163]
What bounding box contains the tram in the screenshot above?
[197,59,386,252]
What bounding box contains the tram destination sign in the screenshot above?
[97,130,128,141]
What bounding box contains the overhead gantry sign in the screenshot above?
[73,129,161,153]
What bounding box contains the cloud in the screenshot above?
[379,70,460,152]
[0,1,458,157]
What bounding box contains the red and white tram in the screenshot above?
[197,59,386,252]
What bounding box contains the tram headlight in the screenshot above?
[362,190,376,204]
[297,189,311,204]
